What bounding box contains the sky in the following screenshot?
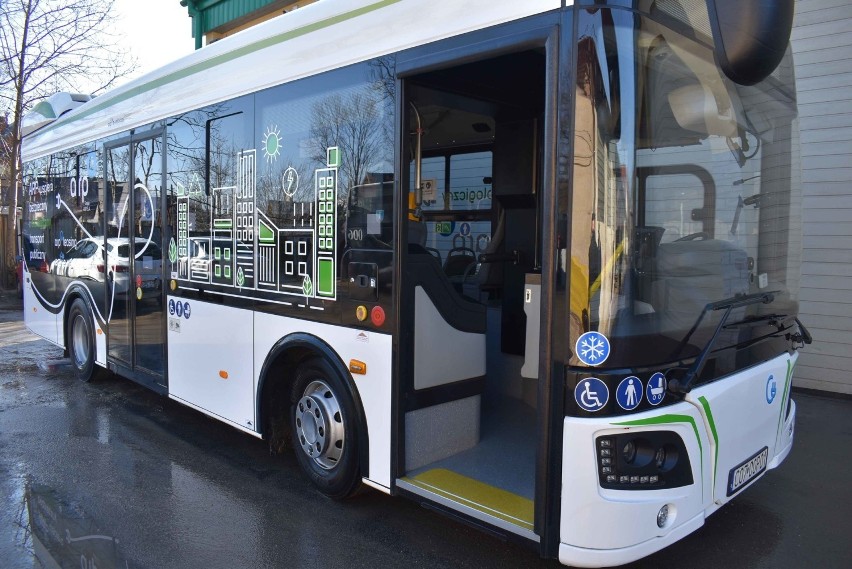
[111,0,196,83]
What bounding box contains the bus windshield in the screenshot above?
[568,6,801,371]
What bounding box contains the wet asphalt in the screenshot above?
[0,292,850,569]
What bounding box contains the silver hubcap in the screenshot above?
[295,380,344,470]
[71,314,90,369]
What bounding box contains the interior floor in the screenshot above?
[403,394,537,530]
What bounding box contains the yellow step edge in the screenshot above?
[403,468,534,531]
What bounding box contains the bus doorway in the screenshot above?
[104,134,167,390]
[397,49,547,539]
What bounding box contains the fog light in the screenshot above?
[657,505,669,528]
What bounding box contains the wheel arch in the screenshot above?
[257,332,370,479]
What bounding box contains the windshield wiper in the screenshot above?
[723,313,790,330]
[668,291,777,394]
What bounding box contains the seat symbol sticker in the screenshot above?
[575,378,609,412]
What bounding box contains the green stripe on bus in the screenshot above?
[36,0,402,135]
[613,414,704,500]
[776,359,794,441]
[698,396,719,482]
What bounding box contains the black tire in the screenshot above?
[290,358,361,499]
[66,298,102,382]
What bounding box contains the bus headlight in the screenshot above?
[596,432,693,490]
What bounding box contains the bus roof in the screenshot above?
[22,0,560,162]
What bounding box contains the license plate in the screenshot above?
[727,446,769,496]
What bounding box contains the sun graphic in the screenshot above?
[262,125,281,162]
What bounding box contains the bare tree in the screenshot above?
[308,90,385,198]
[0,0,135,288]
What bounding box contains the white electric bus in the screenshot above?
[20,0,810,565]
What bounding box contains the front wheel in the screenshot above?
[290,358,361,499]
[67,298,102,382]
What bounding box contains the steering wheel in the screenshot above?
[675,232,709,242]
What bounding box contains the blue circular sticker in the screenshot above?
[183,301,191,320]
[766,375,777,404]
[460,222,471,236]
[574,377,609,412]
[616,376,643,411]
[175,301,184,318]
[575,331,610,366]
[646,372,667,406]
[168,299,176,316]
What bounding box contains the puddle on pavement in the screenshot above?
[21,483,136,569]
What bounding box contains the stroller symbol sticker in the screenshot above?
[646,373,667,406]
[574,378,609,412]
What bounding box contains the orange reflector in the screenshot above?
[355,305,368,322]
[219,370,229,379]
[96,329,103,335]
[349,360,367,375]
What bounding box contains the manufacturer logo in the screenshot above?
[766,374,777,404]
[727,447,769,496]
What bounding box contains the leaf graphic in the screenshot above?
[302,275,313,297]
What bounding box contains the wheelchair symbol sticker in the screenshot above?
[616,376,643,411]
[575,331,610,366]
[574,378,609,412]
[646,372,667,406]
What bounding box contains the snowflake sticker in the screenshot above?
[575,331,611,366]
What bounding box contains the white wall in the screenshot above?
[791,0,852,394]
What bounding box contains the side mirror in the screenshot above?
[705,0,795,86]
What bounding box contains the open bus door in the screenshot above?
[103,133,167,391]
[393,17,563,553]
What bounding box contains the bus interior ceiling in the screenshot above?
[401,50,546,532]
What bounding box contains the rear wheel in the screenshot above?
[67,299,102,382]
[290,358,361,499]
